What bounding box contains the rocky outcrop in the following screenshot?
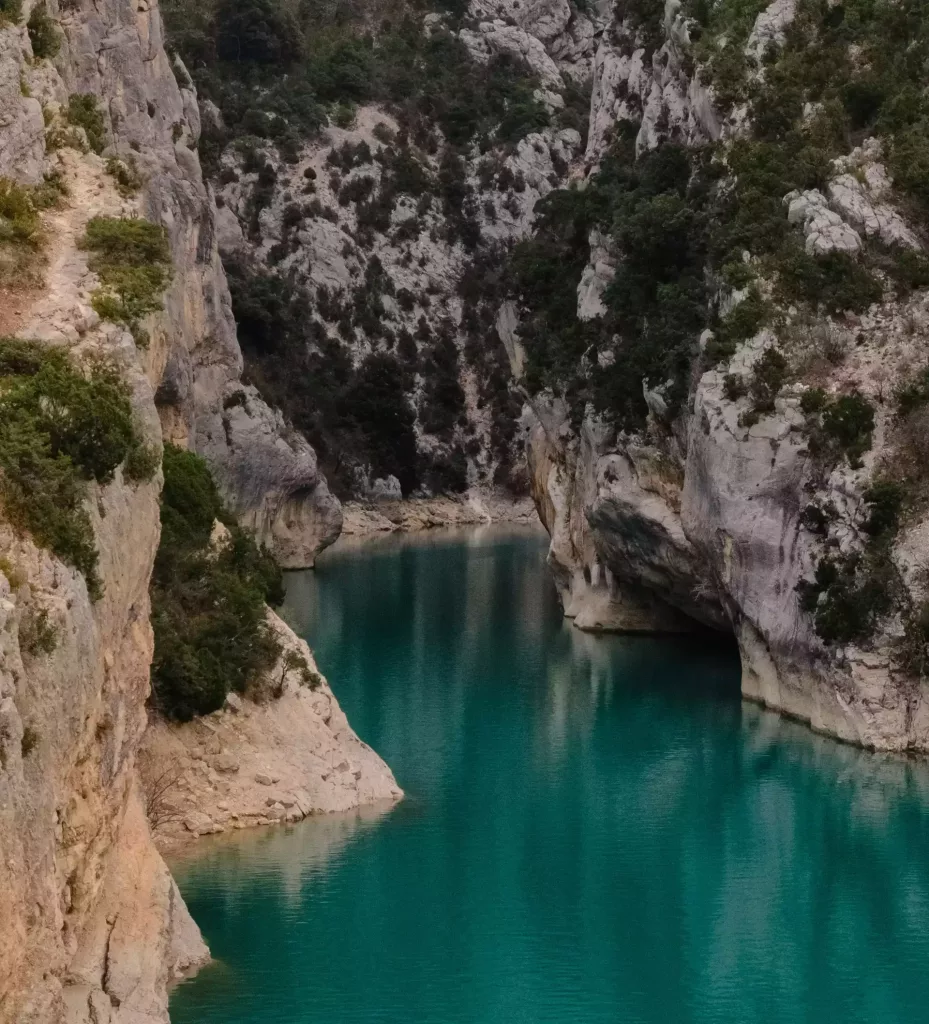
[139,613,401,849]
[199,387,342,568]
[0,25,46,182]
[523,0,929,751]
[585,9,720,167]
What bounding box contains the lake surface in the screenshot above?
[170,527,929,1024]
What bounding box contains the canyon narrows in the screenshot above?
[2,0,929,1019]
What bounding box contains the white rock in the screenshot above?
[785,189,862,255]
[224,691,245,714]
[827,174,921,251]
[370,475,403,500]
[577,229,615,321]
[745,0,798,62]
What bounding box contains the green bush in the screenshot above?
[67,94,107,155]
[777,248,882,315]
[821,392,875,467]
[706,289,770,364]
[124,439,161,482]
[802,553,894,645]
[747,346,787,417]
[19,607,58,656]
[80,217,172,341]
[0,178,40,244]
[0,338,154,599]
[799,387,827,414]
[150,444,284,721]
[27,3,60,59]
[0,0,22,25]
[896,365,929,416]
[105,156,142,196]
[862,480,905,539]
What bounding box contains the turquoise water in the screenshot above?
[170,528,929,1024]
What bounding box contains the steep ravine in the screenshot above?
[3,0,929,1016]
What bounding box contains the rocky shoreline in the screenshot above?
[341,492,539,536]
[140,612,402,854]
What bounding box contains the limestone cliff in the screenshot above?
[0,1,397,1018]
[520,0,929,751]
[9,0,341,566]
[0,143,207,1019]
[164,0,604,504]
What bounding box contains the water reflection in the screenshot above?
[172,527,929,1024]
[168,800,396,903]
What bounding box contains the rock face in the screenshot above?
[203,0,595,503]
[0,0,391,1018]
[41,0,341,566]
[139,612,402,849]
[0,123,206,1022]
[521,0,929,752]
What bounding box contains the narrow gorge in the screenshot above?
[1,0,929,1019]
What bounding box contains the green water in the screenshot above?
[170,528,929,1024]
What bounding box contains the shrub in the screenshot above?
[80,216,173,341]
[0,0,22,24]
[707,289,769,364]
[150,445,283,721]
[895,365,929,417]
[747,346,787,416]
[19,606,58,656]
[338,174,375,206]
[821,392,875,467]
[332,102,356,129]
[723,373,747,401]
[799,387,827,414]
[67,94,107,155]
[27,3,60,59]
[0,178,40,245]
[124,439,161,482]
[105,156,142,196]
[802,553,894,645]
[777,248,882,315]
[0,338,153,598]
[20,726,38,758]
[862,481,904,539]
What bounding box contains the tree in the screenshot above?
[215,0,301,66]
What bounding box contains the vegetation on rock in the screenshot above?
[80,216,173,345]
[150,444,284,721]
[0,338,156,600]
[27,3,59,59]
[161,0,547,174]
[228,256,477,496]
[0,174,65,286]
[66,94,107,155]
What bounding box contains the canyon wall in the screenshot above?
[0,0,398,1018]
[522,0,929,751]
[20,0,342,567]
[180,0,606,503]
